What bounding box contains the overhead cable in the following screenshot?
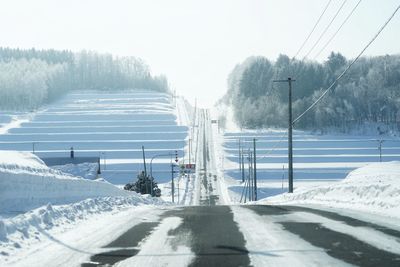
[313,0,363,60]
[293,3,400,125]
[302,0,348,60]
[293,0,333,59]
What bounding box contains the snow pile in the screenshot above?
[0,151,132,213]
[0,195,166,262]
[51,162,99,180]
[263,161,400,219]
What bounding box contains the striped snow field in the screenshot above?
[0,90,188,185]
[222,130,400,200]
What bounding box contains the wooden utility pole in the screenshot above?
[249,150,253,201]
[253,138,257,200]
[273,78,295,193]
[379,139,384,162]
[142,145,147,177]
[171,162,175,203]
[238,139,243,182]
[241,148,245,183]
[189,138,192,170]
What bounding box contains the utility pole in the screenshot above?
[193,98,197,129]
[238,139,243,182]
[177,175,180,204]
[142,145,147,177]
[171,162,175,203]
[249,150,253,201]
[379,139,384,162]
[189,138,192,171]
[247,157,250,203]
[273,78,295,193]
[241,148,245,183]
[253,138,257,201]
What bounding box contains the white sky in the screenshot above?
[1,0,399,107]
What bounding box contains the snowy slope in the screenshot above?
[51,163,99,180]
[0,151,132,214]
[220,129,400,202]
[261,162,400,219]
[0,90,188,185]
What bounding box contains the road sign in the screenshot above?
[185,164,196,170]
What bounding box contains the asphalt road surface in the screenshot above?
[80,205,400,267]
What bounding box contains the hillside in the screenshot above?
[0,90,188,185]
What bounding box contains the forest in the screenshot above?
[224,52,400,132]
[0,47,169,110]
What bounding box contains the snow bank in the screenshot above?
[262,162,400,219]
[51,162,99,180]
[0,151,131,213]
[0,195,166,262]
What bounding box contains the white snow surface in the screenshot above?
[0,199,167,266]
[261,161,400,219]
[0,151,132,214]
[51,163,99,180]
[0,91,188,185]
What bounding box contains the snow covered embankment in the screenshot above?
[0,196,165,265]
[263,162,400,219]
[0,151,167,264]
[0,151,131,213]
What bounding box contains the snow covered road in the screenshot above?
[29,205,397,267]
[192,109,226,206]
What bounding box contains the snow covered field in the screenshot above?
[220,129,400,202]
[0,91,188,185]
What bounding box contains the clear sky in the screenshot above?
[1,0,399,107]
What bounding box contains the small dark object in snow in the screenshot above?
[124,171,161,197]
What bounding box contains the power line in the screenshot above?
[293,3,400,125]
[236,133,288,163]
[255,130,288,162]
[302,0,348,60]
[313,0,363,60]
[293,0,333,59]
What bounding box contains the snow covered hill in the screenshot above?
[261,161,400,219]
[0,151,133,214]
[0,90,189,185]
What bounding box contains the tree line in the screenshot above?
[0,47,169,110]
[224,52,400,132]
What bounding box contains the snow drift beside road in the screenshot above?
[0,151,131,213]
[0,196,166,265]
[262,161,400,219]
